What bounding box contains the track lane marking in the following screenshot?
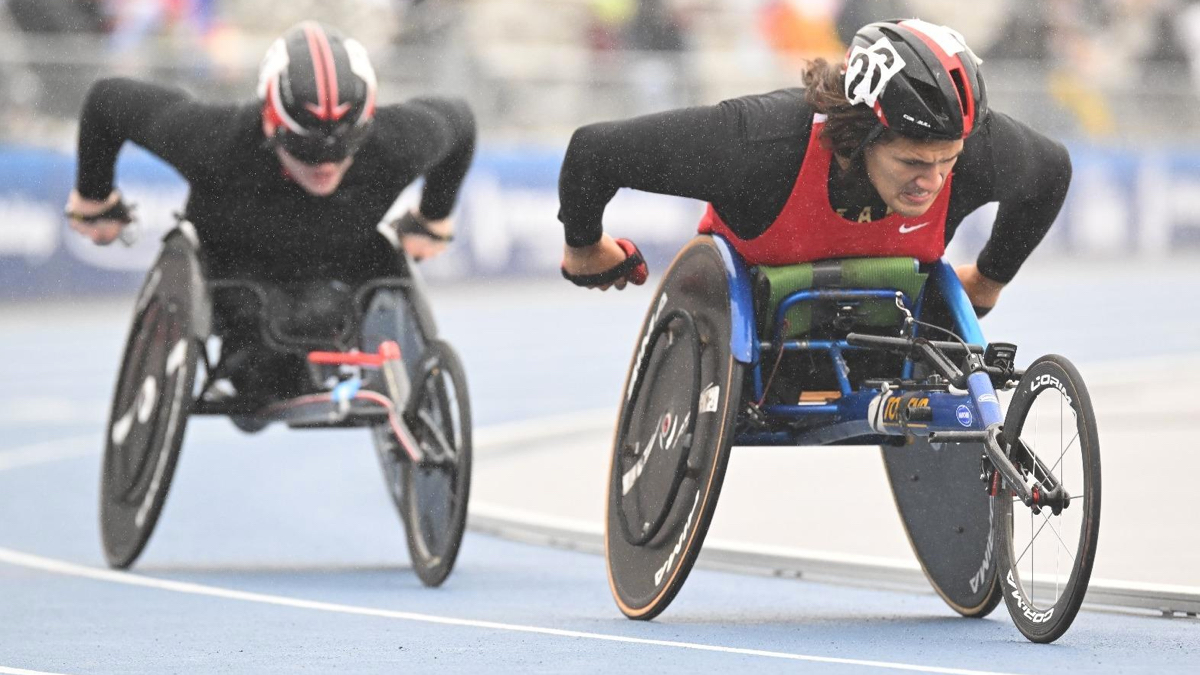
[0,547,1023,675]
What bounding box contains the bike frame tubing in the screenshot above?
[206,276,424,356]
[712,235,758,365]
[715,239,1000,447]
[748,287,915,404]
[739,385,989,446]
[901,261,985,380]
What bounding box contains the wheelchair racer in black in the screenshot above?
[65,21,476,409]
[558,19,1071,312]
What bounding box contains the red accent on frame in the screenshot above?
[307,341,402,367]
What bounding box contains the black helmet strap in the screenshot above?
[850,122,888,162]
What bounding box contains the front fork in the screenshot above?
[308,341,424,464]
[932,371,1071,516]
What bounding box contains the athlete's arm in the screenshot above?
[374,98,475,261]
[557,90,812,248]
[376,98,476,223]
[948,112,1072,285]
[371,98,474,263]
[75,77,233,201]
[419,98,476,224]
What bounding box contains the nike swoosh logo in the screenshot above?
[898,222,930,234]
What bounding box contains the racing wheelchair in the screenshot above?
[99,223,471,587]
[605,235,1101,643]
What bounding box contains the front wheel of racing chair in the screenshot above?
[994,355,1101,643]
[363,285,472,588]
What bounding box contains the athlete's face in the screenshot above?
[274,146,354,197]
[863,137,963,218]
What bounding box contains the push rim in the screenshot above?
[613,308,703,547]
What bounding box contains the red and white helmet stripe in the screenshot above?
[898,19,980,137]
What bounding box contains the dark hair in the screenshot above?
[802,58,897,159]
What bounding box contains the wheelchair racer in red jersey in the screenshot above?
[557,19,1071,317]
[64,21,476,407]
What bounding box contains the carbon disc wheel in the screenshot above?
[100,265,199,569]
[605,236,744,620]
[883,363,1002,618]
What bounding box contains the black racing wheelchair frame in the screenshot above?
[99,223,472,587]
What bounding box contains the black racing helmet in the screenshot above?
[258,21,377,164]
[843,19,987,140]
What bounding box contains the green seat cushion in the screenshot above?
[756,257,927,338]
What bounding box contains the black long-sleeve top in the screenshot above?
[75,77,476,281]
[558,88,1071,283]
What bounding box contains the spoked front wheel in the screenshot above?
[995,354,1101,643]
[375,339,472,587]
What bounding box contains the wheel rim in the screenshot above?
[1005,378,1088,615]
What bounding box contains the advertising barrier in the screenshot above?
[2,142,1198,300]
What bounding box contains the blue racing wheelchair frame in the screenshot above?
[728,241,1001,447]
[605,234,1101,644]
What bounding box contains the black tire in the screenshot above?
[402,340,472,586]
[374,340,472,587]
[606,236,744,620]
[995,355,1101,643]
[100,271,199,569]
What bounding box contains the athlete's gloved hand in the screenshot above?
[392,209,454,262]
[64,189,137,246]
[561,234,648,291]
[955,263,1005,318]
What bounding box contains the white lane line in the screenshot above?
[0,436,98,472]
[0,667,73,675]
[0,548,1022,675]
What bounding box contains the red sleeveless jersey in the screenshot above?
[698,114,951,265]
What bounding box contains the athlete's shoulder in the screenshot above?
[89,76,254,133]
[961,109,1069,174]
[968,110,1067,154]
[367,97,475,167]
[952,108,1070,208]
[375,97,474,131]
[717,87,811,142]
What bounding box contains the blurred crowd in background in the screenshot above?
[2,0,1199,146]
[3,1,1199,297]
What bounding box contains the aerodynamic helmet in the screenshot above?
[844,19,988,140]
[258,21,377,164]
